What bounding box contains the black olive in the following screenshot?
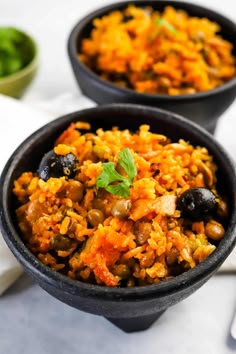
[38,150,79,181]
[122,15,133,23]
[177,187,217,220]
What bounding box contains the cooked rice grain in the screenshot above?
[13,123,226,287]
[80,5,236,95]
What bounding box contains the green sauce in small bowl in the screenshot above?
[0,27,38,98]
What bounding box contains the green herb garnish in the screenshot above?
[0,27,34,78]
[96,148,137,197]
[155,18,177,34]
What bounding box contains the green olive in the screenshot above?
[66,180,84,202]
[51,234,73,251]
[87,209,105,227]
[111,199,131,218]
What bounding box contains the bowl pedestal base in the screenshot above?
[106,310,166,332]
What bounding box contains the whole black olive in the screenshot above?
[177,187,217,220]
[38,150,79,181]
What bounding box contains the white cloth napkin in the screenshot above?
[0,94,53,295]
[0,93,235,296]
[0,93,95,295]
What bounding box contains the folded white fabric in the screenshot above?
[0,94,53,295]
[0,93,95,295]
[0,236,23,295]
[0,93,235,296]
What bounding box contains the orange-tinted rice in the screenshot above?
[80,5,236,95]
[13,122,227,287]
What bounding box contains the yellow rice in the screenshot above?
[13,122,227,287]
[80,5,236,95]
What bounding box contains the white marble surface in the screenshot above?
[1,0,236,353]
[0,274,236,354]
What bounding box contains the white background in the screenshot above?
[1,1,236,353]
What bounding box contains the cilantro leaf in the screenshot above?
[106,180,131,197]
[118,148,137,182]
[155,18,177,34]
[96,162,126,188]
[96,148,137,197]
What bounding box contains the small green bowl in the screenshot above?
[0,28,38,98]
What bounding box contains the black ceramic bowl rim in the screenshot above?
[1,104,236,301]
[68,0,236,101]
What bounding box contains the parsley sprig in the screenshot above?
[96,148,137,197]
[0,28,34,78]
[155,18,177,34]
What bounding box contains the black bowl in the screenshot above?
[1,104,236,332]
[68,0,236,134]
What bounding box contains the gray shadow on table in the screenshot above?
[1,273,34,297]
[226,301,236,350]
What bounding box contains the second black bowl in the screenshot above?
[68,0,236,134]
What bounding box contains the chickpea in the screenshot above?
[205,220,225,241]
[134,221,152,245]
[111,199,131,218]
[66,180,84,202]
[87,209,105,227]
[51,234,73,251]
